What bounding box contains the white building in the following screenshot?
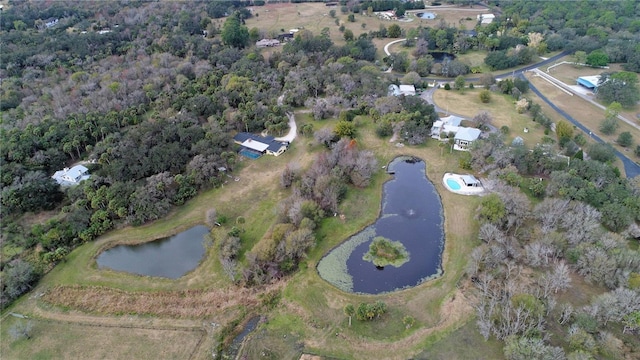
[52,165,91,186]
[431,115,463,139]
[399,85,416,96]
[477,13,495,24]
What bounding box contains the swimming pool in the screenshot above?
[239,149,262,159]
[446,178,461,190]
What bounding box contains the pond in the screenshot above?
[96,225,209,279]
[317,156,444,294]
[429,51,456,63]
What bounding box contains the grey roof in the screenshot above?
[454,128,481,141]
[234,132,287,153]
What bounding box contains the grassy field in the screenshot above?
[1,316,205,360]
[243,3,487,60]
[433,87,548,146]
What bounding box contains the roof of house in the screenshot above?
[454,127,482,141]
[399,84,416,95]
[460,174,480,185]
[577,75,601,89]
[440,115,463,127]
[234,132,288,153]
[241,139,270,152]
[52,165,90,186]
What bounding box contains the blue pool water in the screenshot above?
[446,178,462,190]
[239,149,262,159]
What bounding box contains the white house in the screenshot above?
[431,115,463,139]
[453,128,482,151]
[477,13,495,24]
[52,165,91,186]
[233,132,289,157]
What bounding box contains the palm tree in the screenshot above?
[344,304,355,327]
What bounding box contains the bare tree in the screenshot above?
[473,111,493,129]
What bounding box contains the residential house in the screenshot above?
[477,13,495,24]
[52,165,91,186]
[431,115,463,139]
[233,132,289,157]
[453,128,482,151]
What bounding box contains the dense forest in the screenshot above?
[1,1,639,358]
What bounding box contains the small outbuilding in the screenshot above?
[52,165,91,186]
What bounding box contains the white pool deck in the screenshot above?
[442,173,485,195]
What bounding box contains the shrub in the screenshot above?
[617,131,633,147]
[443,83,451,90]
[468,83,474,89]
[375,121,393,138]
[479,89,491,103]
[500,125,510,135]
[600,117,619,135]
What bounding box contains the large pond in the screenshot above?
[317,156,444,294]
[96,225,209,279]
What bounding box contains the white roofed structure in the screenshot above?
[399,85,416,96]
[241,139,270,152]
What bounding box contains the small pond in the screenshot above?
[417,12,436,19]
[96,225,209,279]
[429,51,456,63]
[317,156,444,294]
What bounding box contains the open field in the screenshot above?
[244,3,488,60]
[1,316,205,360]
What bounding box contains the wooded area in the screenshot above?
[1,1,639,358]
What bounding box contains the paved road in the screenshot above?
[524,74,640,178]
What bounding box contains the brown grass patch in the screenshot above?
[41,281,283,318]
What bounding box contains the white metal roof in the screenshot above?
[454,128,481,141]
[241,139,269,152]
